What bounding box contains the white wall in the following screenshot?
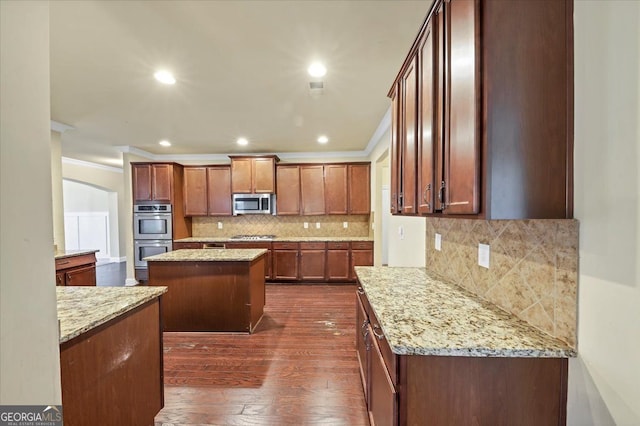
[51,131,65,251]
[0,0,62,404]
[572,2,640,425]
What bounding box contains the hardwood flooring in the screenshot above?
[156,284,369,426]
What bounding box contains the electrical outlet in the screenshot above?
[304,222,309,229]
[343,222,348,229]
[316,222,321,229]
[435,233,442,251]
[217,222,223,230]
[478,243,490,268]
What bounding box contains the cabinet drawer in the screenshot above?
[327,242,350,250]
[173,242,203,250]
[55,253,96,271]
[273,242,299,250]
[300,242,326,250]
[351,241,373,250]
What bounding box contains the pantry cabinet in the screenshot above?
[390,0,573,219]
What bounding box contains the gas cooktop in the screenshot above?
[230,235,276,241]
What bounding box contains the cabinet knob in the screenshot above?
[372,324,385,340]
[357,286,365,295]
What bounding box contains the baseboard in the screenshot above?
[111,256,126,263]
[125,278,139,286]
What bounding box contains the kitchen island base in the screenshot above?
[148,253,266,332]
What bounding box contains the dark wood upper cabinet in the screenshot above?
[300,165,325,215]
[132,163,173,203]
[230,156,277,194]
[207,166,232,216]
[276,165,301,215]
[324,164,348,215]
[389,0,573,219]
[183,167,208,216]
[348,164,371,214]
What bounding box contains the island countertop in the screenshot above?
[174,236,373,243]
[57,286,167,344]
[354,266,575,358]
[145,248,268,262]
[54,249,99,260]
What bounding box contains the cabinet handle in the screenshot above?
[423,183,431,208]
[372,324,385,340]
[361,318,369,334]
[58,261,70,265]
[357,286,365,295]
[438,181,446,209]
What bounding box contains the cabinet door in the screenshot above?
[276,165,301,215]
[207,166,232,216]
[132,164,152,202]
[390,87,402,214]
[184,167,208,216]
[443,0,480,214]
[272,250,299,280]
[225,242,272,280]
[418,20,437,214]
[253,157,275,193]
[152,164,172,202]
[65,265,96,286]
[300,249,326,281]
[324,164,348,215]
[368,324,397,426]
[350,242,374,281]
[231,158,253,193]
[327,249,350,281]
[356,293,370,402]
[348,164,370,214]
[401,57,418,214]
[300,165,325,215]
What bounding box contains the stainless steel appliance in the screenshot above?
[133,204,172,240]
[134,239,173,268]
[230,234,276,241]
[232,194,276,215]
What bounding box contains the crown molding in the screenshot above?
[50,120,75,133]
[62,157,123,173]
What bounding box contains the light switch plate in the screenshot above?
[478,243,490,268]
[435,233,442,251]
[399,226,404,240]
[343,222,348,228]
[217,222,223,229]
[316,222,321,229]
[304,222,309,229]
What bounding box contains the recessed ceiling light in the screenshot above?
[317,135,329,144]
[237,137,249,146]
[154,70,176,85]
[308,62,327,78]
[159,140,171,147]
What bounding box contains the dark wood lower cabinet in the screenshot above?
[299,242,326,281]
[356,288,568,426]
[225,241,272,280]
[272,242,300,281]
[327,248,351,281]
[55,252,97,286]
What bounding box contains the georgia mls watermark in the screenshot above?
[0,406,63,426]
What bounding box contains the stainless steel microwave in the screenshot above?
[232,194,275,215]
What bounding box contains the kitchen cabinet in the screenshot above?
[326,242,351,281]
[389,0,573,219]
[348,164,371,214]
[299,242,326,281]
[324,164,348,215]
[183,166,232,216]
[276,165,301,215]
[225,241,272,280]
[132,163,173,203]
[272,242,299,280]
[55,252,97,286]
[172,242,203,250]
[350,241,374,281]
[230,155,278,194]
[300,165,325,215]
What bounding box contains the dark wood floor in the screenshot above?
[155,284,369,426]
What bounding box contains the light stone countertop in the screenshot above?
[174,236,373,243]
[54,249,99,260]
[145,248,268,262]
[355,266,576,358]
[57,286,167,344]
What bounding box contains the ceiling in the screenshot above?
[50,1,429,167]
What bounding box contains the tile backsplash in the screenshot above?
[193,214,370,238]
[426,218,578,348]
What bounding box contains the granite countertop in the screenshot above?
[54,249,99,260]
[174,236,373,243]
[57,286,167,344]
[145,248,268,262]
[354,266,575,358]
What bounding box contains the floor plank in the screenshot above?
[156,284,369,426]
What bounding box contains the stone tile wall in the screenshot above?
[426,218,578,348]
[193,214,371,238]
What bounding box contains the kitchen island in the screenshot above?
[146,248,267,333]
[58,286,167,425]
[354,266,575,426]
[54,249,98,286]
